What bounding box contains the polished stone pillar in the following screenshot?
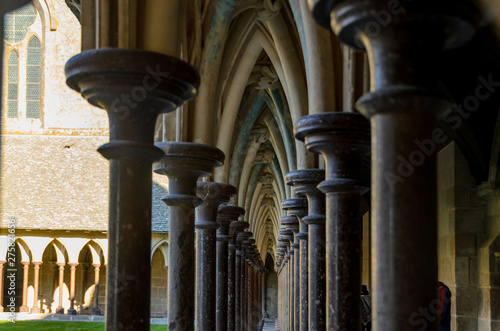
[281,217,297,331]
[155,142,224,331]
[195,183,236,331]
[31,261,42,313]
[56,262,65,314]
[92,263,101,315]
[19,262,29,313]
[67,262,78,315]
[296,113,369,330]
[280,227,295,331]
[278,233,291,331]
[240,236,253,330]
[310,2,477,329]
[216,205,244,331]
[288,169,326,330]
[283,198,308,331]
[235,231,251,331]
[66,49,200,330]
[228,218,249,331]
[286,171,319,331]
[245,242,256,331]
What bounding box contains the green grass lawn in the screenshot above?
[0,321,169,330]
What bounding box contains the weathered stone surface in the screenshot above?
[0,135,169,232]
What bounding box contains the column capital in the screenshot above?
[68,262,79,268]
[32,261,43,267]
[295,112,370,195]
[155,142,225,207]
[229,220,249,244]
[280,215,299,234]
[217,205,245,237]
[319,2,478,118]
[282,198,308,219]
[196,182,236,229]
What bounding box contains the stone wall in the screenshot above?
[1,134,169,232]
[438,142,487,330]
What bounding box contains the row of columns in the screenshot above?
[0,260,103,315]
[65,44,268,329]
[277,2,479,330]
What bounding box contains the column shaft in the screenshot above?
[107,158,152,327]
[235,252,241,331]
[294,247,300,330]
[19,262,29,313]
[299,236,308,331]
[57,263,65,314]
[92,264,101,315]
[326,193,362,328]
[32,262,42,313]
[169,205,196,329]
[68,263,78,315]
[216,235,229,331]
[372,113,438,330]
[228,245,236,331]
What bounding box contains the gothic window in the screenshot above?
[7,51,19,118]
[26,36,41,119]
[3,3,43,121]
[4,4,37,44]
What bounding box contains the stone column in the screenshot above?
[195,183,236,331]
[309,2,477,329]
[288,168,326,330]
[296,113,369,330]
[0,261,4,312]
[282,198,308,331]
[278,234,290,331]
[67,262,78,315]
[240,236,253,330]
[31,261,42,313]
[236,231,252,331]
[155,142,225,331]
[287,172,320,331]
[216,205,243,331]
[56,262,65,314]
[245,242,256,330]
[229,219,249,331]
[92,263,101,315]
[280,227,295,331]
[66,49,200,330]
[280,219,296,331]
[19,262,29,313]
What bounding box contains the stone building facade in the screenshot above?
[0,0,170,317]
[0,0,499,330]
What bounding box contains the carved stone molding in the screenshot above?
[258,173,274,185]
[254,148,274,165]
[256,0,283,22]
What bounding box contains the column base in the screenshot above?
[19,306,29,313]
[31,307,41,314]
[56,307,64,314]
[92,307,101,315]
[67,308,77,315]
